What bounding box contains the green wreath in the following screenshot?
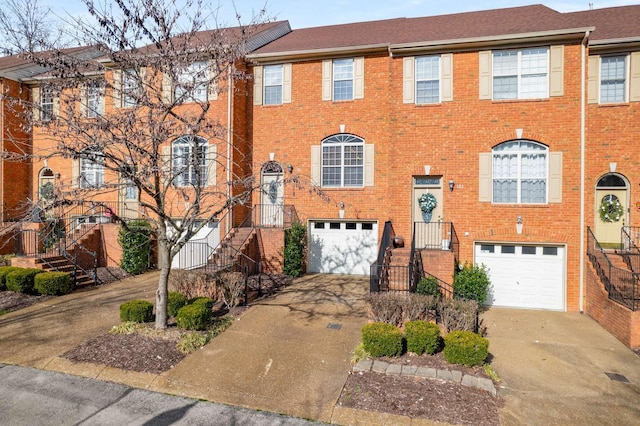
[599,197,624,223]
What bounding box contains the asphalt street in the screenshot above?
[0,363,322,425]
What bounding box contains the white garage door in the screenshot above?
[308,221,378,275]
[475,243,565,311]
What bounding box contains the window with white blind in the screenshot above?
[41,86,54,121]
[172,136,208,187]
[493,48,549,100]
[175,61,209,103]
[416,56,440,104]
[333,59,354,101]
[600,55,627,103]
[321,134,364,187]
[87,85,104,117]
[492,140,548,204]
[264,64,283,105]
[80,149,105,188]
[122,69,138,107]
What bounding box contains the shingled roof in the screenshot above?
[567,5,640,44]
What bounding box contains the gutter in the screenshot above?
[227,63,233,233]
[579,29,590,313]
[247,43,390,63]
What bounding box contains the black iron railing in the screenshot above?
[370,221,395,292]
[587,227,638,311]
[621,226,640,274]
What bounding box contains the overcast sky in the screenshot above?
[46,0,639,29]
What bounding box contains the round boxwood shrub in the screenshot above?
[176,303,212,331]
[453,263,491,305]
[34,272,73,296]
[6,268,45,294]
[119,300,154,323]
[405,320,441,355]
[187,296,214,311]
[361,322,403,357]
[168,291,188,317]
[443,330,489,367]
[0,266,21,291]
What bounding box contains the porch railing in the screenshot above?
[369,221,395,292]
[252,204,298,228]
[587,227,638,311]
[621,226,640,274]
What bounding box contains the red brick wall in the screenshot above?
[421,249,456,284]
[252,44,584,310]
[258,228,284,274]
[585,261,640,348]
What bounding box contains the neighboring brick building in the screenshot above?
[247,3,640,342]
[0,4,639,346]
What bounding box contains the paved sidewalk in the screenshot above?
[0,272,369,423]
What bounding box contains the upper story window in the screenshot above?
[41,86,54,121]
[172,136,208,187]
[493,48,549,100]
[80,148,105,188]
[600,55,627,103]
[416,56,440,104]
[333,59,354,101]
[321,134,364,187]
[87,85,104,117]
[175,61,209,103]
[492,140,548,204]
[122,69,138,108]
[263,64,283,105]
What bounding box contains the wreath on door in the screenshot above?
[599,195,624,223]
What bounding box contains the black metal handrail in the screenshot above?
[370,221,395,292]
[587,227,638,311]
[252,204,299,228]
[621,226,640,274]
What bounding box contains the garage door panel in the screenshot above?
[308,221,377,275]
[476,244,565,311]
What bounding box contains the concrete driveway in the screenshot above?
[483,308,640,425]
[150,274,370,423]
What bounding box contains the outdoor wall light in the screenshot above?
[449,179,455,192]
[339,201,345,219]
[516,215,523,234]
[287,164,293,173]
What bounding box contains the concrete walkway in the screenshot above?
[483,308,640,426]
[0,272,369,423]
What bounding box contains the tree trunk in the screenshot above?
[155,239,171,329]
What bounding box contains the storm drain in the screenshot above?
[327,322,342,330]
[605,372,630,383]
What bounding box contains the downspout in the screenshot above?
[227,63,233,234]
[579,30,590,313]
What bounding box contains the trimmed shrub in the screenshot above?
[361,322,403,357]
[284,222,306,278]
[187,296,214,311]
[119,300,154,323]
[6,268,45,294]
[34,272,73,295]
[438,298,479,334]
[118,219,153,275]
[453,263,491,305]
[443,330,489,367]
[176,303,212,330]
[168,291,188,317]
[416,276,441,298]
[405,320,441,355]
[0,266,21,291]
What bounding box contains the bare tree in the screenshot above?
[0,0,277,328]
[0,0,66,54]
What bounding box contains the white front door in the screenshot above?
[261,173,284,226]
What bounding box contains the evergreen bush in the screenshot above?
[361,322,403,357]
[404,320,441,355]
[284,222,306,277]
[416,276,441,297]
[443,330,489,367]
[0,266,21,291]
[453,263,491,305]
[34,272,73,295]
[119,300,154,323]
[176,303,211,330]
[6,268,45,294]
[168,291,188,317]
[118,219,153,275]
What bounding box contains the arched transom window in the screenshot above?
[321,134,364,187]
[492,140,548,204]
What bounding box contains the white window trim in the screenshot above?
[87,85,104,118]
[415,55,441,104]
[80,149,105,189]
[492,48,550,100]
[263,64,283,105]
[41,86,54,121]
[321,134,365,188]
[599,54,630,104]
[491,140,549,205]
[174,61,210,103]
[171,136,209,188]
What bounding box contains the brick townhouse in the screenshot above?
[0,4,639,346]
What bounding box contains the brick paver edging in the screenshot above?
[353,359,497,396]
